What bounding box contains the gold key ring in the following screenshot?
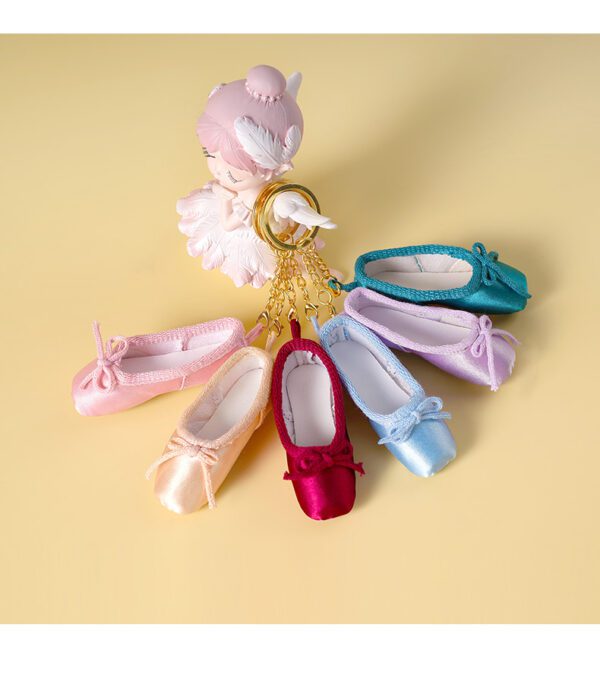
[253,181,339,344]
[252,181,321,251]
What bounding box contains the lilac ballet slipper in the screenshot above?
[344,288,519,391]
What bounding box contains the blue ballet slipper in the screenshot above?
[319,314,456,477]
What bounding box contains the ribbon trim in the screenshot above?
[471,242,531,298]
[145,433,219,509]
[471,315,520,391]
[79,321,128,393]
[378,396,451,445]
[284,438,364,481]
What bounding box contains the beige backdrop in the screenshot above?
[1,35,599,623]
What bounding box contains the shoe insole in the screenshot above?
[120,343,223,374]
[199,368,263,440]
[286,364,335,446]
[370,270,472,291]
[360,305,470,347]
[330,340,410,416]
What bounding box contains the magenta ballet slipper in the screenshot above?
[345,288,519,391]
[72,318,261,416]
[271,320,364,521]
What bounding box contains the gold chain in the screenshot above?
[300,245,337,318]
[253,182,340,342]
[258,245,338,339]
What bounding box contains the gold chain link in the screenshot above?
[253,182,339,341]
[301,245,338,318]
[258,247,337,339]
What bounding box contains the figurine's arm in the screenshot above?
[272,192,337,232]
[212,183,244,232]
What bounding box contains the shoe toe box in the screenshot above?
[153,455,210,514]
[377,419,457,477]
[71,363,101,416]
[487,336,517,390]
[292,465,357,521]
[71,361,128,416]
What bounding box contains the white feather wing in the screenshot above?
[176,184,219,237]
[177,182,277,288]
[272,192,337,229]
[234,117,283,170]
[282,125,302,162]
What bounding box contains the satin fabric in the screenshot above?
[424,339,515,388]
[288,450,358,521]
[152,347,273,514]
[72,318,249,416]
[370,417,456,477]
[451,260,529,314]
[320,314,456,478]
[73,353,231,416]
[339,242,530,314]
[154,423,259,514]
[271,320,363,521]
[344,287,517,390]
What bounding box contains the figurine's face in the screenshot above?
[204,149,272,192]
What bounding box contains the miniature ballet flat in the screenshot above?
[319,314,456,477]
[272,320,364,521]
[145,346,273,513]
[335,242,531,314]
[344,287,519,391]
[72,318,260,416]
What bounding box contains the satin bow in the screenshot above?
[145,433,220,509]
[378,396,451,445]
[471,242,531,298]
[470,315,520,391]
[79,321,128,393]
[283,439,365,481]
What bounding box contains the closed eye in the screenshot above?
[202,146,215,159]
[226,170,241,184]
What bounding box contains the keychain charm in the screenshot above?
[177,64,338,290]
[252,180,340,346]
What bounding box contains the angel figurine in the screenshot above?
[176,64,336,288]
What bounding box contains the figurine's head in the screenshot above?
[197,65,304,191]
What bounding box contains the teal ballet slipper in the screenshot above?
[331,242,531,314]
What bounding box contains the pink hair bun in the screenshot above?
[245,65,286,102]
[197,64,303,173]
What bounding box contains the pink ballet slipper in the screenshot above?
[72,319,261,416]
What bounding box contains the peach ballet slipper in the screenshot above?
[146,346,273,514]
